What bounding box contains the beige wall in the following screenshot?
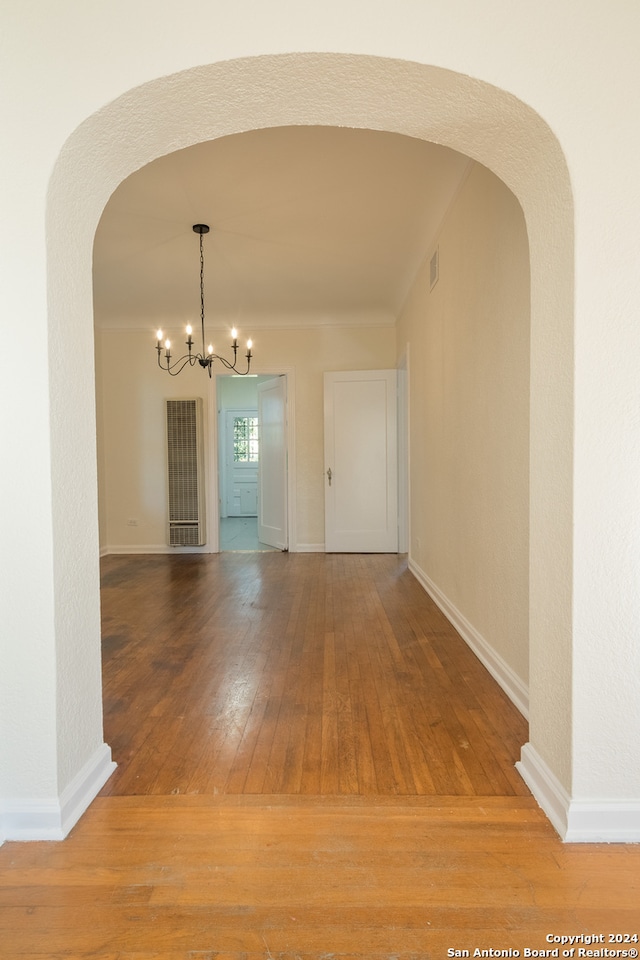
[397,163,530,685]
[96,323,396,551]
[97,161,529,688]
[4,0,640,843]
[97,162,529,685]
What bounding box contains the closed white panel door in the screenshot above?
[324,370,398,553]
[257,376,288,550]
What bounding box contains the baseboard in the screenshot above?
[517,742,640,842]
[516,742,570,838]
[105,543,326,555]
[408,558,529,718]
[0,742,116,842]
[564,800,640,843]
[103,544,215,555]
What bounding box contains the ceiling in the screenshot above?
[93,126,470,331]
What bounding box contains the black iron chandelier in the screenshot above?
[155,223,253,377]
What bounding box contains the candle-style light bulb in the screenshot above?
[247,339,253,352]
[156,329,163,343]
[208,343,214,355]
[185,324,193,336]
[164,339,171,351]
[231,327,238,341]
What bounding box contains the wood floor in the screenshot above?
[99,552,528,798]
[1,553,638,959]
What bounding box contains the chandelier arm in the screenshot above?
[158,352,199,376]
[214,354,252,375]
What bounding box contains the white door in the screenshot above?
[224,409,259,516]
[257,376,288,550]
[324,369,398,553]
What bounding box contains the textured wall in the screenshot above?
[398,162,530,685]
[1,0,639,835]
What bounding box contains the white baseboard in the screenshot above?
[0,743,116,842]
[103,544,215,555]
[517,742,640,842]
[516,741,571,838]
[408,558,529,718]
[104,543,326,555]
[564,800,640,843]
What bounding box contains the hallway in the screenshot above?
[1,553,638,957]
[98,552,529,798]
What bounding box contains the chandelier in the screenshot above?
[155,223,253,377]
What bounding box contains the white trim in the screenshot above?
[516,742,640,842]
[397,348,409,555]
[103,542,326,555]
[0,743,116,842]
[408,557,529,718]
[102,543,217,555]
[564,800,640,843]
[207,375,219,552]
[516,741,570,839]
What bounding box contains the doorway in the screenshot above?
[216,373,290,552]
[37,52,577,845]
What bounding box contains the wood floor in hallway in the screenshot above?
[98,552,529,799]
[0,553,638,959]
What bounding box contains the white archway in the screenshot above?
[46,54,574,834]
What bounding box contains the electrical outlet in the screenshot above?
[127,518,138,527]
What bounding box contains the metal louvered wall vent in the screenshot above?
[166,398,206,546]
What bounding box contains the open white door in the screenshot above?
[324,369,398,553]
[257,376,288,550]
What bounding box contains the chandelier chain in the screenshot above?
[199,230,205,352]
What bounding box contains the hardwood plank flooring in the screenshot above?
[1,795,639,958]
[2,553,638,958]
[98,553,530,798]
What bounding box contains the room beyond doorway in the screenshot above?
[216,373,289,552]
[219,516,278,552]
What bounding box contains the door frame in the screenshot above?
[220,407,259,518]
[397,347,410,555]
[257,375,288,550]
[212,367,297,552]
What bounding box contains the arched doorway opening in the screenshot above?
[46,53,574,836]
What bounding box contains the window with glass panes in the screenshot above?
[233,416,259,462]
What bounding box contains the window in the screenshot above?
[233,416,259,462]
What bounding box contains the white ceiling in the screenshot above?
[93,126,470,330]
